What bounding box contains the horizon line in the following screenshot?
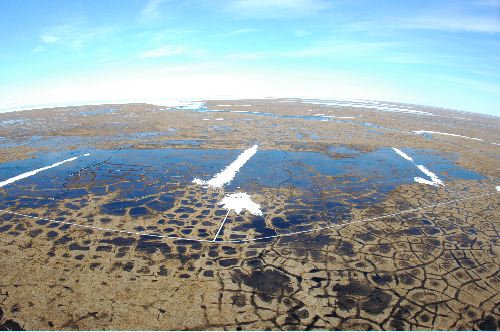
[0,96,497,119]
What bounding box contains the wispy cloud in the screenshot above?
[402,13,500,33]
[215,28,258,37]
[281,41,397,57]
[475,0,500,6]
[329,2,500,34]
[227,40,397,60]
[466,69,500,79]
[227,51,269,61]
[38,19,116,49]
[294,29,312,37]
[395,1,500,33]
[138,45,203,58]
[382,53,471,66]
[140,0,167,22]
[41,34,60,44]
[425,73,500,95]
[133,29,198,45]
[139,45,185,58]
[225,0,331,18]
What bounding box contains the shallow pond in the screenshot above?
[0,146,484,241]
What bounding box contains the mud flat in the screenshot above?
[0,99,498,330]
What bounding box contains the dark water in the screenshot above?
[165,140,201,146]
[168,105,406,133]
[79,108,116,116]
[0,146,484,240]
[225,147,482,191]
[0,119,27,126]
[0,129,180,150]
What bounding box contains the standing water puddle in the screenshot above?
[0,147,484,242]
[164,104,408,134]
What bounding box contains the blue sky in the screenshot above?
[0,0,499,115]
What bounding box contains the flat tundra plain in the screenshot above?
[0,98,498,330]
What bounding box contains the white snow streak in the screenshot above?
[301,99,436,116]
[392,148,413,161]
[414,165,444,186]
[392,148,443,187]
[413,130,484,141]
[193,145,258,188]
[0,154,89,188]
[219,192,262,216]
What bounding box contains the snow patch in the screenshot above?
[193,145,258,188]
[414,165,444,186]
[219,192,262,216]
[392,148,413,161]
[192,178,205,185]
[413,130,484,141]
[392,147,443,187]
[153,99,205,110]
[0,153,89,188]
[301,99,436,116]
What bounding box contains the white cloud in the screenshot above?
[383,53,471,66]
[226,0,331,18]
[215,28,258,37]
[425,74,500,95]
[139,45,184,58]
[38,20,116,49]
[0,64,407,113]
[280,41,397,57]
[396,1,500,33]
[138,45,203,58]
[475,0,500,6]
[294,29,311,37]
[338,2,500,34]
[41,34,60,44]
[140,0,166,22]
[227,40,397,60]
[402,14,500,33]
[227,51,269,60]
